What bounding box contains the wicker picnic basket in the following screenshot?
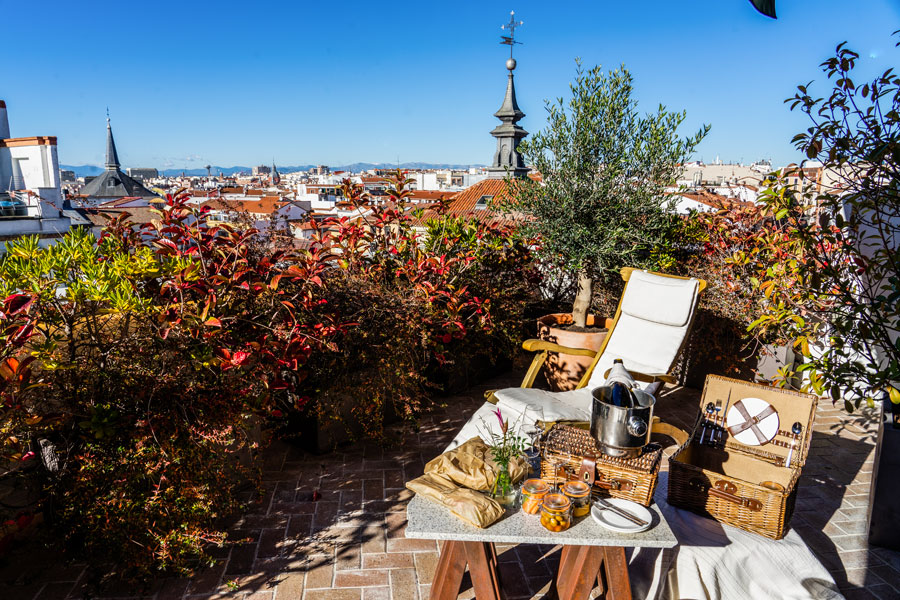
[540,424,662,507]
[667,375,818,539]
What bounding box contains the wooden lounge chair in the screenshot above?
[447,267,706,450]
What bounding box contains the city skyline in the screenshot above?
[3,0,899,169]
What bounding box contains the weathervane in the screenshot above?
[500,11,523,61]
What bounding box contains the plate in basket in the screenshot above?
[590,498,653,533]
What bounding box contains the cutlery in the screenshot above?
[785,422,802,468]
[711,399,722,445]
[718,390,732,446]
[699,402,715,444]
[593,498,649,527]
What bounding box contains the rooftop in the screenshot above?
[0,365,892,600]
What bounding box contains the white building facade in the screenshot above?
[0,100,71,245]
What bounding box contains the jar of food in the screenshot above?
[520,479,551,515]
[562,480,592,518]
[539,493,572,532]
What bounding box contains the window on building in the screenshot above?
[476,195,493,210]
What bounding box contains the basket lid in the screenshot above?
[697,375,818,468]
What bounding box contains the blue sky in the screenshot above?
[2,0,898,169]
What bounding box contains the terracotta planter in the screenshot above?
[537,313,608,391]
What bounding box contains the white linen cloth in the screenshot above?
[630,472,843,600]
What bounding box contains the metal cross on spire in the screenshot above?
[500,11,523,59]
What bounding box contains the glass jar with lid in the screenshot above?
[562,480,592,518]
[539,493,572,532]
[520,479,551,515]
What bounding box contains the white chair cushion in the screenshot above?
[620,271,699,327]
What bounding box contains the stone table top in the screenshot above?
[406,495,678,549]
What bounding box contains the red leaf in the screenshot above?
[4,294,33,316]
[204,317,222,328]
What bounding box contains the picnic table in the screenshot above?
[405,494,678,600]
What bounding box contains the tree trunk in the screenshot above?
[572,271,593,328]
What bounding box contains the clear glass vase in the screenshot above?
[491,461,518,508]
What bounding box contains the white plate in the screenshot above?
[725,397,779,446]
[590,498,653,533]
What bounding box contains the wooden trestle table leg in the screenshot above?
[428,540,507,600]
[554,545,632,600]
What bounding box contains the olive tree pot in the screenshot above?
[536,313,608,391]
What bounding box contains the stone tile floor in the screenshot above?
[0,366,896,599]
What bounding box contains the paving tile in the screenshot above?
[304,590,362,600]
[832,534,871,552]
[32,582,75,600]
[156,577,191,600]
[362,552,416,569]
[869,584,900,600]
[333,570,389,588]
[385,537,436,553]
[0,583,44,600]
[361,586,391,600]
[833,519,868,535]
[187,563,226,595]
[868,564,900,591]
[413,551,439,584]
[257,529,285,558]
[838,567,884,588]
[335,545,362,571]
[359,524,387,554]
[389,569,418,600]
[497,562,532,598]
[225,543,258,575]
[305,559,334,589]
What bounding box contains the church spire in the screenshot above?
[105,110,120,171]
[488,12,528,179]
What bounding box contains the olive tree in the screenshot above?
[506,62,708,328]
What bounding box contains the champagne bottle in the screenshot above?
[608,381,634,408]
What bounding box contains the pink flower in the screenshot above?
[493,408,508,434]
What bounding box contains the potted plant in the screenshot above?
[503,62,708,390]
[746,40,900,548]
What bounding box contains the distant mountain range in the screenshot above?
[60,163,484,178]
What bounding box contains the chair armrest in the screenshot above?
[651,418,688,447]
[521,339,599,358]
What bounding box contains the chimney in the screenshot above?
[0,100,9,139]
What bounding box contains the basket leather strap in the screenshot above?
[577,458,596,486]
[727,400,777,444]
